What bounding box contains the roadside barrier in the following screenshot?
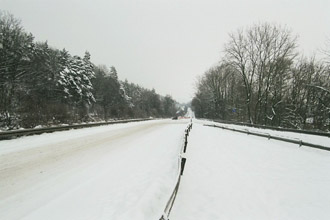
[205,124,330,152]
[160,122,192,220]
[0,118,153,140]
[211,119,330,138]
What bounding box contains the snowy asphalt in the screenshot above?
[1,119,330,220]
[0,119,188,220]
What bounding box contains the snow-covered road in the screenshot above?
[0,119,188,220]
[171,120,330,220]
[2,118,329,220]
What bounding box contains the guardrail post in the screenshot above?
[180,158,187,175]
[184,138,188,153]
[160,122,193,220]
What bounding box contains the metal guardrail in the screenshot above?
[0,118,153,140]
[205,124,330,152]
[211,119,330,138]
[160,122,192,220]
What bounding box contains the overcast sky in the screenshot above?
[1,0,330,103]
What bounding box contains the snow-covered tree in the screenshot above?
[0,11,34,128]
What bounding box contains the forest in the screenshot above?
[192,23,330,131]
[1,11,329,132]
[0,12,180,130]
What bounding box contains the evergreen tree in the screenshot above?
[0,11,34,128]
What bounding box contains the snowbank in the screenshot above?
[171,120,330,220]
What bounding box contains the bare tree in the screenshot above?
[191,63,244,120]
[284,57,329,130]
[224,23,297,124]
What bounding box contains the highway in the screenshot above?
[0,119,188,220]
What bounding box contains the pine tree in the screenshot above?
[0,11,34,128]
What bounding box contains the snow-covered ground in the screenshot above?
[205,120,330,149]
[0,119,189,220]
[185,108,195,118]
[2,118,329,220]
[171,120,330,220]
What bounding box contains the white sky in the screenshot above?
[1,0,330,103]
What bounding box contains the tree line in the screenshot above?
[0,11,179,130]
[192,23,330,131]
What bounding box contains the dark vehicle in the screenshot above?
[172,116,178,120]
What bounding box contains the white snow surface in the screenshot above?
[171,120,330,220]
[185,107,195,118]
[0,119,189,220]
[205,120,330,149]
[2,118,329,220]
